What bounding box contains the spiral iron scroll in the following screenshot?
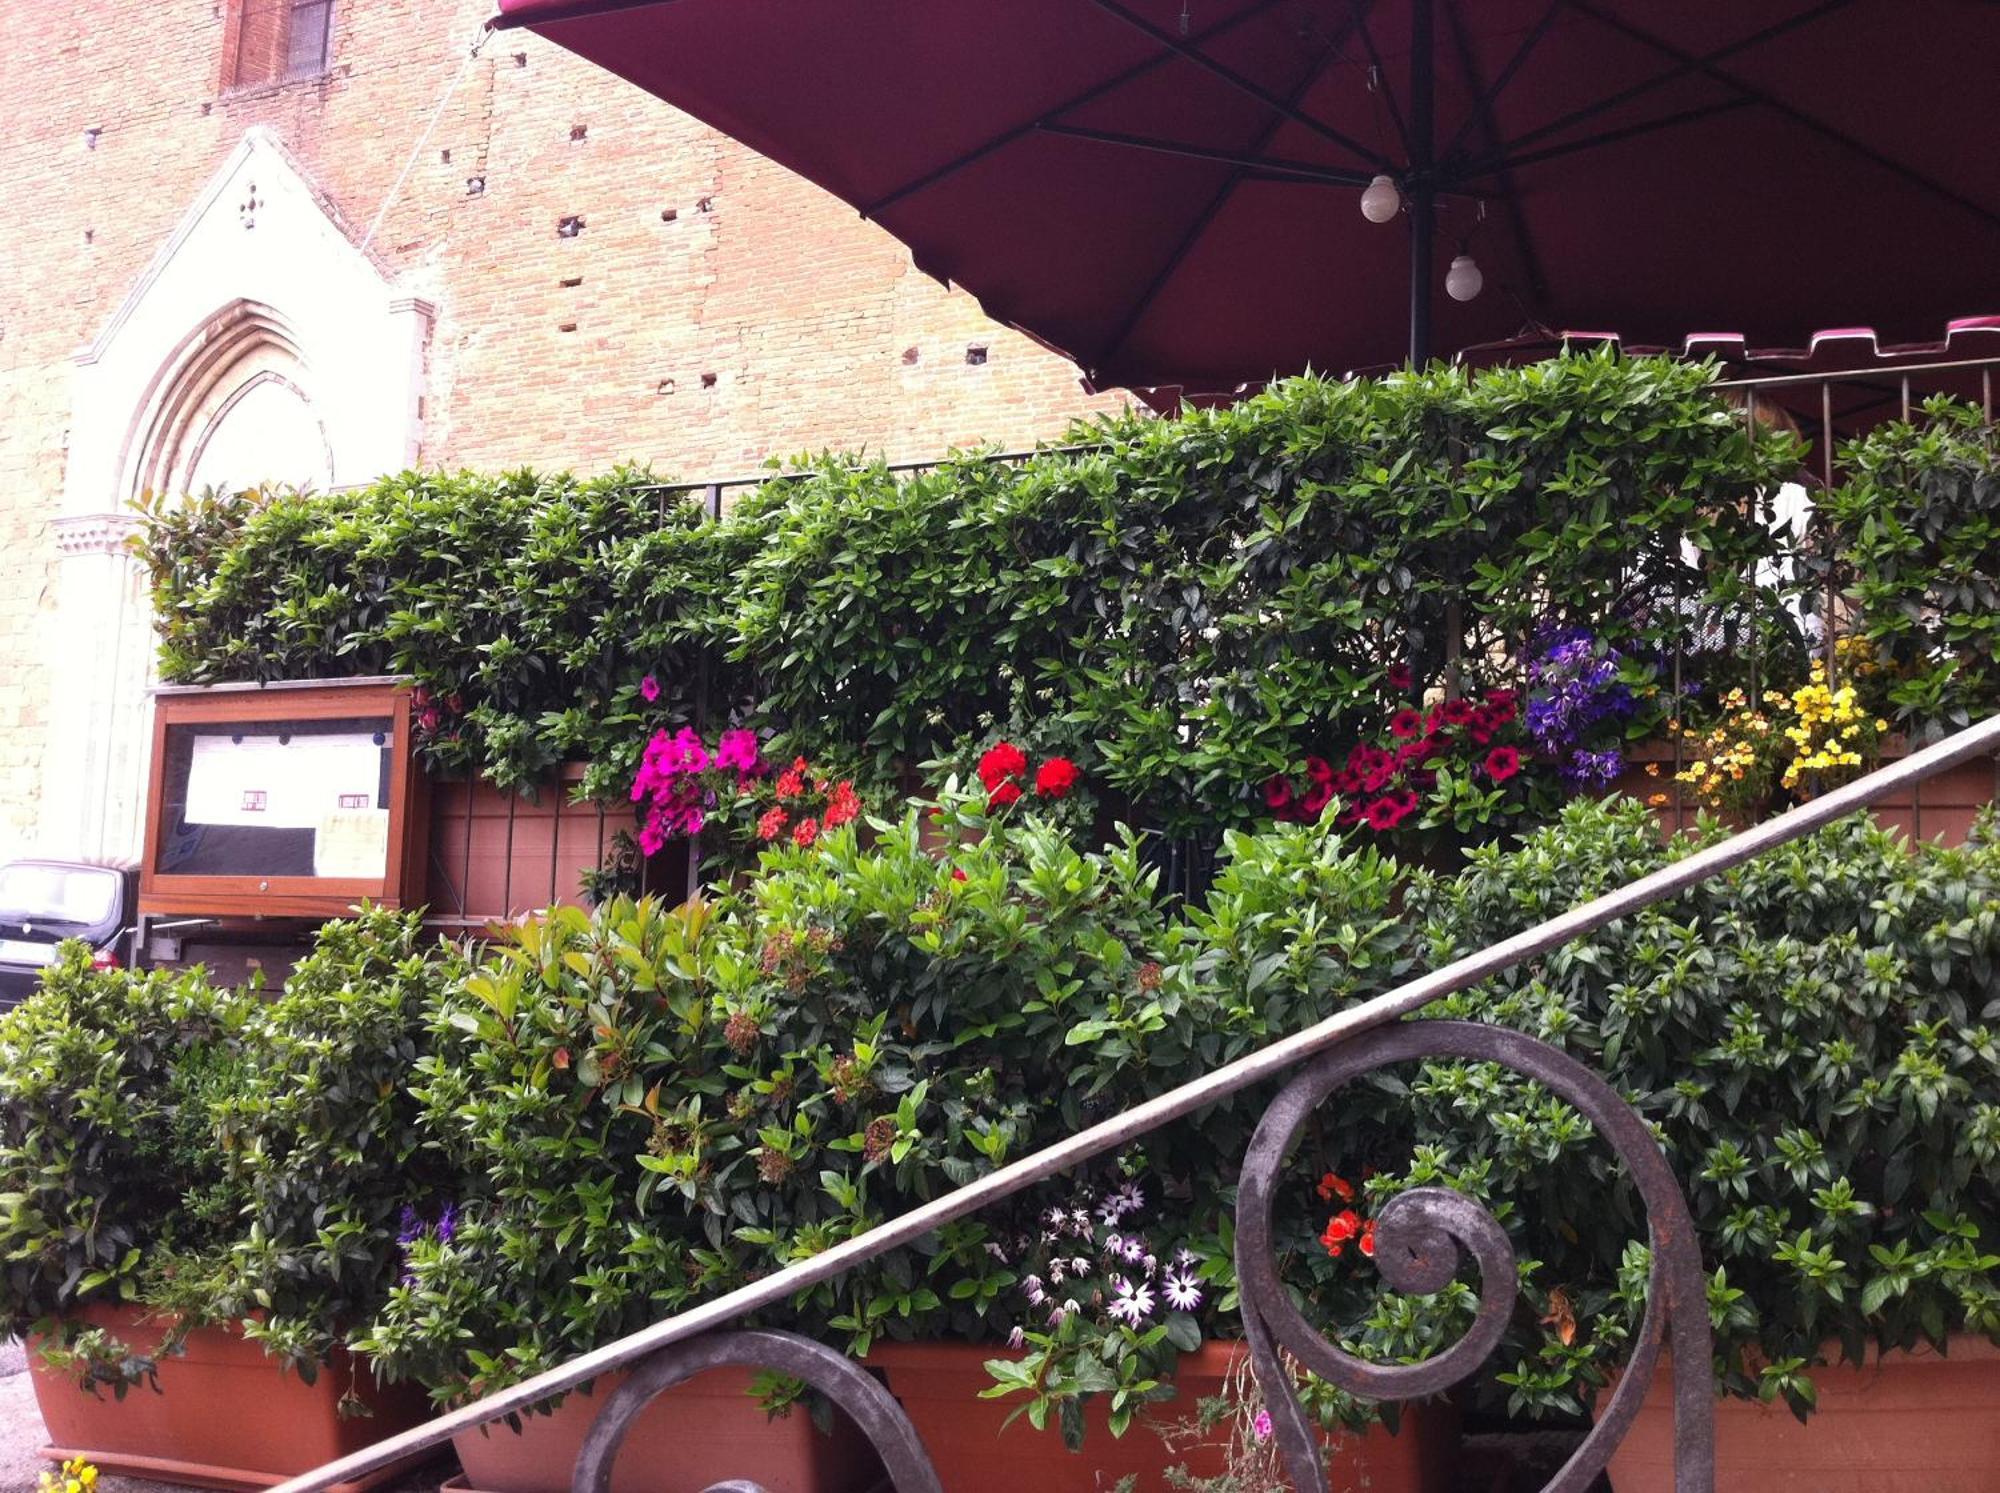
[571,1328,943,1493]
[1236,1021,1714,1493]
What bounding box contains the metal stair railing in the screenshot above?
[270,712,2000,1493]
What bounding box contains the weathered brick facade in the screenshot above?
[0,1,1123,860]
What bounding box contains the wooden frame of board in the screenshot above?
[138,678,430,919]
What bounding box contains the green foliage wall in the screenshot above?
[140,356,1805,831]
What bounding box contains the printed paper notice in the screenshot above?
[313,809,391,878]
[184,732,384,828]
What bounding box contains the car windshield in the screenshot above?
[0,864,120,926]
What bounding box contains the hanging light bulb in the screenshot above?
[1359,174,1400,224]
[1445,253,1484,302]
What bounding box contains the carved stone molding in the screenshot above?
[51,512,143,558]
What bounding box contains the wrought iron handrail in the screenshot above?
[265,712,2000,1493]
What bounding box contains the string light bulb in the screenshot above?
[1445,253,1484,302]
[1359,174,1401,224]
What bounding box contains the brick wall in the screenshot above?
[0,0,1126,859]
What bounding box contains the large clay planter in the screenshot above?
[448,1365,882,1493]
[28,1305,431,1493]
[866,1341,1458,1493]
[1599,1337,2000,1492]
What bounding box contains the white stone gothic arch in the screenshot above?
[39,128,433,865]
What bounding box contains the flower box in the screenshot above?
[865,1340,1457,1493]
[1598,1336,2000,1492]
[446,1364,881,1493]
[28,1305,432,1493]
[1607,738,1999,844]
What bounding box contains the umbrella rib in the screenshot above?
[1457,0,1855,172]
[487,0,685,28]
[1037,123,1376,187]
[1437,0,1565,166]
[1454,96,1759,182]
[1347,0,1409,157]
[862,0,1290,217]
[1082,0,1385,170]
[1441,1,1548,315]
[1090,3,1370,378]
[1570,0,2000,234]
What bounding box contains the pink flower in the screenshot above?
[715,728,762,776]
[1485,746,1522,783]
[639,674,661,703]
[1253,1409,1274,1443]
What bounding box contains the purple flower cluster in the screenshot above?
[396,1202,458,1286]
[1526,629,1639,785]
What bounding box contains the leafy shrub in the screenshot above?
[1415,800,2000,1416]
[1818,398,2000,731]
[359,796,2000,1435]
[210,908,468,1378]
[139,356,1806,841]
[0,949,256,1388]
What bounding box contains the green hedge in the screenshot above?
[140,355,1805,831]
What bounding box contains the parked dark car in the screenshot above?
[0,860,138,1010]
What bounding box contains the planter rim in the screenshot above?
[1605,1330,2000,1391]
[863,1338,1247,1377]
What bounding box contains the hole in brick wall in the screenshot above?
[466,176,486,195]
[557,215,585,238]
[560,275,583,288]
[513,52,528,67]
[660,207,678,223]
[83,228,94,244]
[700,372,717,389]
[696,196,715,213]
[901,347,920,366]
[440,147,451,164]
[201,101,212,116]
[965,345,988,365]
[657,378,675,395]
[570,123,588,141]
[558,321,578,333]
[83,127,101,150]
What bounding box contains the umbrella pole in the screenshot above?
[1408,0,1435,367]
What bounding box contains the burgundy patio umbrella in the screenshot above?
[489,0,2000,396]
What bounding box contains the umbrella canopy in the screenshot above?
[492,0,2000,394]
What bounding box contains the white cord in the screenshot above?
[358,25,493,257]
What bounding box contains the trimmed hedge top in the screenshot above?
[139,355,1810,834]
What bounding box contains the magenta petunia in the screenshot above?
[639,674,661,703]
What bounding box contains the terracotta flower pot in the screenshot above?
[28,1304,432,1493]
[1598,1337,2000,1492]
[448,1364,882,1493]
[866,1340,1458,1493]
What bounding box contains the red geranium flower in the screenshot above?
[1034,756,1080,798]
[1358,1219,1377,1258]
[1485,746,1522,783]
[1317,1172,1356,1203]
[1385,663,1413,692]
[1263,775,1295,811]
[978,740,1029,790]
[757,807,790,841]
[1305,755,1334,785]
[1320,1209,1362,1257]
[988,780,1023,810]
[792,816,820,847]
[823,781,860,827]
[1389,708,1424,739]
[774,756,809,799]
